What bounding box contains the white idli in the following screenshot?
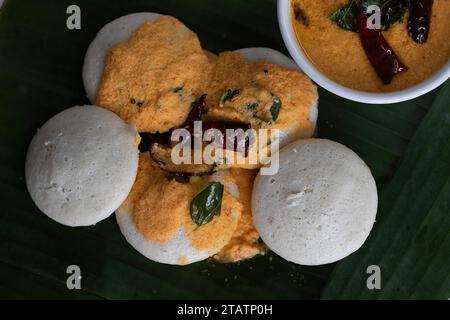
[235,47,318,145]
[236,47,299,71]
[82,12,162,103]
[252,139,377,265]
[116,161,241,265]
[25,105,139,227]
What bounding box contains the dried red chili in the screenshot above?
[139,94,252,179]
[183,94,252,156]
[149,143,216,178]
[183,94,207,132]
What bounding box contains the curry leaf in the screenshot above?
[379,0,409,30]
[329,0,409,32]
[361,0,409,30]
[246,100,259,116]
[329,0,360,32]
[171,86,183,94]
[246,101,259,111]
[190,182,224,226]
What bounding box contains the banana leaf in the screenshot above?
[0,0,448,299]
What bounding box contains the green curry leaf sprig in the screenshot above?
[220,89,240,104]
[329,0,409,32]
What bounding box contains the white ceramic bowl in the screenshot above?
[277,0,450,104]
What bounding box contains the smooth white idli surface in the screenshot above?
[252,139,377,265]
[235,47,318,145]
[116,171,240,265]
[82,12,162,103]
[25,105,139,227]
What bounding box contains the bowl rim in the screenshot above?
[277,0,450,104]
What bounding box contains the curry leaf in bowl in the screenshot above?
[378,0,409,30]
[190,182,224,226]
